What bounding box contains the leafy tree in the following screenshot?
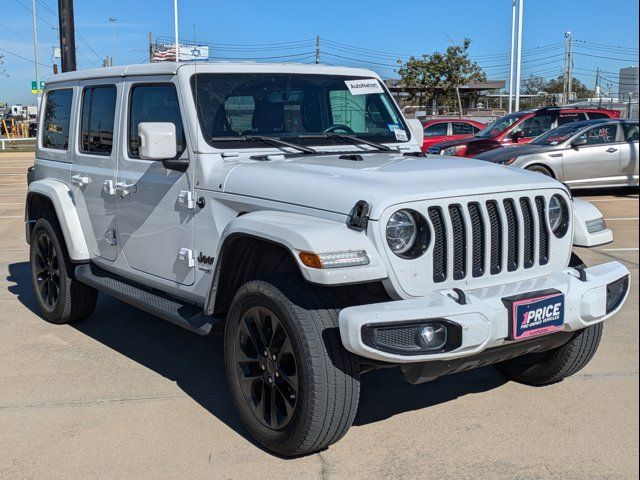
[521,74,594,98]
[397,39,486,112]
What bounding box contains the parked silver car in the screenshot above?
[475,119,639,189]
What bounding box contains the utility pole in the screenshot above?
[514,0,524,112]
[315,35,320,64]
[31,0,42,108]
[508,0,516,113]
[149,32,154,63]
[173,0,179,62]
[57,0,76,72]
[563,31,572,104]
[595,66,601,98]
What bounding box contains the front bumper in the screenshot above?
[339,261,630,363]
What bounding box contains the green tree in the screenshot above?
[521,74,594,98]
[397,39,486,112]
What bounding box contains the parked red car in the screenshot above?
[420,118,485,152]
[427,107,621,157]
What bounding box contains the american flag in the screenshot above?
[152,44,177,62]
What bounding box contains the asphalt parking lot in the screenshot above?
[0,152,638,480]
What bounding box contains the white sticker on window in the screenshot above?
[345,79,384,96]
[395,129,408,142]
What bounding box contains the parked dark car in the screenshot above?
[427,106,621,157]
[474,119,639,189]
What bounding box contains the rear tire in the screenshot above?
[224,275,360,457]
[30,217,97,324]
[495,323,603,386]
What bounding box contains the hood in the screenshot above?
[223,152,563,219]
[474,144,561,163]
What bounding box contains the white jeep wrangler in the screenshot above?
[26,62,630,456]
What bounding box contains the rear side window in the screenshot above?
[558,112,587,125]
[622,123,639,142]
[512,114,554,138]
[452,122,477,135]
[424,122,448,137]
[42,89,73,150]
[80,86,117,156]
[128,84,185,158]
[587,112,611,120]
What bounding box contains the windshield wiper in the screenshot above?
[210,135,317,154]
[297,133,395,152]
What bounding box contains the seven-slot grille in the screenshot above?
[427,196,550,283]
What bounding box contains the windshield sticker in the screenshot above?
[387,123,401,132]
[395,129,408,142]
[345,79,384,96]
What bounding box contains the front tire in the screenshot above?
[30,217,97,324]
[526,164,554,177]
[224,276,360,457]
[495,323,603,386]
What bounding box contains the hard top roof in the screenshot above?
[44,61,380,85]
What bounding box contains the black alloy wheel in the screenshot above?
[33,231,61,310]
[235,305,298,430]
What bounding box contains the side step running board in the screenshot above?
[75,264,217,335]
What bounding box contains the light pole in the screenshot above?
[514,0,524,112]
[109,17,116,66]
[508,0,516,113]
[31,0,42,109]
[173,0,179,62]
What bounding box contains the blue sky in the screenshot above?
[1,0,638,105]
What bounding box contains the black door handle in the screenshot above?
[606,148,618,153]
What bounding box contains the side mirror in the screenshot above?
[406,118,425,147]
[571,137,588,149]
[511,130,525,142]
[138,122,188,172]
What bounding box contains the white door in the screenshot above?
[70,82,120,260]
[115,79,195,285]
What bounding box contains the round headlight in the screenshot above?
[386,210,417,255]
[548,194,569,237]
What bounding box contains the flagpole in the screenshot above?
[173,0,179,62]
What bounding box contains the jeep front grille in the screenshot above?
[428,196,551,284]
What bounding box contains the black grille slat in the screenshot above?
[449,205,466,280]
[486,201,502,275]
[536,197,549,265]
[520,198,535,269]
[504,199,519,272]
[468,203,485,277]
[428,207,447,283]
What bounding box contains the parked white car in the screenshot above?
[26,62,630,456]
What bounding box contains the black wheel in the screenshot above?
[30,217,97,324]
[525,164,554,177]
[224,276,360,457]
[495,323,603,386]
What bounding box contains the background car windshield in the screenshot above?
[474,113,524,138]
[191,73,407,148]
[531,123,587,145]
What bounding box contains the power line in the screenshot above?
[0,46,49,67]
[573,50,639,62]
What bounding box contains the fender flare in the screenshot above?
[26,179,90,261]
[572,198,613,247]
[204,210,388,314]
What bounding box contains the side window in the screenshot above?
[622,123,639,142]
[128,84,185,158]
[558,112,587,125]
[587,112,610,120]
[80,86,117,156]
[42,89,73,150]
[452,122,475,135]
[512,114,554,138]
[578,125,618,145]
[424,122,448,137]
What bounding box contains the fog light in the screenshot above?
[606,275,629,314]
[586,217,607,233]
[419,323,447,350]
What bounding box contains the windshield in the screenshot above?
[191,73,408,149]
[475,112,525,138]
[531,123,587,145]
